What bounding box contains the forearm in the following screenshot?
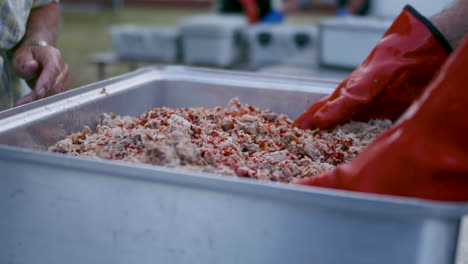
[431,0,468,48]
[24,2,61,46]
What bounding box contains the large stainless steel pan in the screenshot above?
[0,66,466,264]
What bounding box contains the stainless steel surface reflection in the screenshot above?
[0,66,466,264]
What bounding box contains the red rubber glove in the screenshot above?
[239,0,260,24]
[294,5,452,130]
[298,36,468,201]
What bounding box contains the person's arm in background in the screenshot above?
[239,0,260,23]
[294,0,466,130]
[345,0,366,14]
[432,0,468,48]
[283,0,299,13]
[12,1,69,106]
[336,0,366,16]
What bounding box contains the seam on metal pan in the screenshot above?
[2,144,467,217]
[164,72,335,93]
[164,66,341,86]
[0,71,162,133]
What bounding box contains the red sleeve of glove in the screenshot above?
[294,5,451,130]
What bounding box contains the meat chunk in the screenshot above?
[49,98,391,183]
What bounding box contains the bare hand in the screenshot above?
[12,44,69,106]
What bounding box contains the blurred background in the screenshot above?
[57,0,454,89]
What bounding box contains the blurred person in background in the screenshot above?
[294,0,468,201]
[0,0,69,111]
[284,0,370,16]
[336,0,371,16]
[218,0,287,23]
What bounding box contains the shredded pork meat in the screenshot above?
[49,98,391,183]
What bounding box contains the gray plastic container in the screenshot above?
[318,17,391,69]
[281,25,317,58]
[0,66,467,264]
[244,24,316,67]
[110,25,180,62]
[370,0,454,18]
[179,14,247,67]
[243,24,287,67]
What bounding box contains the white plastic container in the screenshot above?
[244,24,316,67]
[370,0,455,18]
[179,14,247,67]
[243,25,285,67]
[110,25,146,60]
[144,27,180,62]
[110,25,180,62]
[318,17,391,69]
[280,25,317,59]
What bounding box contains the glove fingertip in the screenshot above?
[313,95,369,129]
[310,111,342,130]
[297,172,338,188]
[293,97,330,129]
[293,114,316,129]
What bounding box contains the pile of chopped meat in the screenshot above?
[49,98,391,183]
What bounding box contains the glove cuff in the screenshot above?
[404,5,452,53]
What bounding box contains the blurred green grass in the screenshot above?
[58,7,209,88]
[57,7,327,89]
